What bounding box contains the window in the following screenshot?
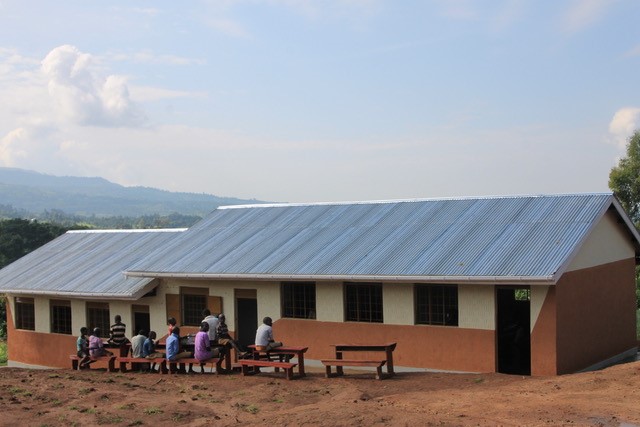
[15,297,35,330]
[415,285,458,326]
[50,300,72,334]
[344,282,383,323]
[86,302,110,337]
[181,287,208,326]
[281,282,316,319]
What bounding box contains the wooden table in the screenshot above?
[247,345,309,377]
[331,342,397,376]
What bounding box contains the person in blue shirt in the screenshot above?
[166,326,191,361]
[143,331,164,372]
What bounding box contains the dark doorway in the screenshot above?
[496,287,531,375]
[236,297,258,351]
[132,305,150,336]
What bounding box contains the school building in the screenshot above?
[0,193,638,375]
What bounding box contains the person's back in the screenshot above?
[255,316,282,352]
[109,315,128,346]
[194,329,211,361]
[89,329,105,357]
[166,330,179,360]
[131,331,147,358]
[143,335,155,357]
[201,309,219,342]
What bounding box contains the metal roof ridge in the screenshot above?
[218,192,614,210]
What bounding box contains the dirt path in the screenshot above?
[1,360,639,426]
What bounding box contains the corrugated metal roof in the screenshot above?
[0,229,185,299]
[125,193,638,283]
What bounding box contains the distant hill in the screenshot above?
[0,167,263,217]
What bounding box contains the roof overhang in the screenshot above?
[0,278,160,301]
[124,271,557,285]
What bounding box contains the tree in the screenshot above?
[0,219,68,338]
[609,130,640,224]
[609,130,640,308]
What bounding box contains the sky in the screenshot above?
[0,0,639,203]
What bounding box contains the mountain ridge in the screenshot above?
[0,167,264,217]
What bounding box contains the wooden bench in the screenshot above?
[162,357,224,374]
[70,354,116,372]
[239,359,299,380]
[116,357,165,373]
[321,359,387,380]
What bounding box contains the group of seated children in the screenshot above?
[76,310,263,372]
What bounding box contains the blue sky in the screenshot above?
[0,0,639,203]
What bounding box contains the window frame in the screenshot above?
[50,299,72,335]
[344,282,383,323]
[180,287,208,326]
[281,282,316,319]
[15,297,35,331]
[86,302,110,338]
[414,284,459,326]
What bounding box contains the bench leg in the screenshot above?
[286,367,293,380]
[108,358,116,373]
[241,364,252,376]
[375,365,383,380]
[71,359,79,370]
[325,365,332,378]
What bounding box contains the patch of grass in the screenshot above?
[636,309,640,339]
[118,403,136,410]
[96,413,123,425]
[143,407,163,415]
[79,387,95,395]
[0,339,6,366]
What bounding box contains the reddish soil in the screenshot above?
[1,361,639,426]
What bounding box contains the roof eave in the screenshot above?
[0,289,140,300]
[124,271,556,285]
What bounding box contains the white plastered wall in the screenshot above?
[158,279,282,334]
[35,297,49,332]
[383,283,413,325]
[566,211,635,272]
[530,285,549,333]
[458,285,495,330]
[70,299,85,335]
[316,281,343,322]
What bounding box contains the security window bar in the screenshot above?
[344,282,383,323]
[281,282,316,319]
[415,285,458,326]
[15,297,35,331]
[50,300,72,335]
[182,294,207,326]
[86,302,110,338]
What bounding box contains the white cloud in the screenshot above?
[562,0,614,33]
[608,107,640,148]
[41,45,146,127]
[624,44,640,57]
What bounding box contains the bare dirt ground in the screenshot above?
[1,360,639,427]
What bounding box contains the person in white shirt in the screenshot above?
[255,316,282,352]
[202,309,219,342]
[130,330,147,358]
